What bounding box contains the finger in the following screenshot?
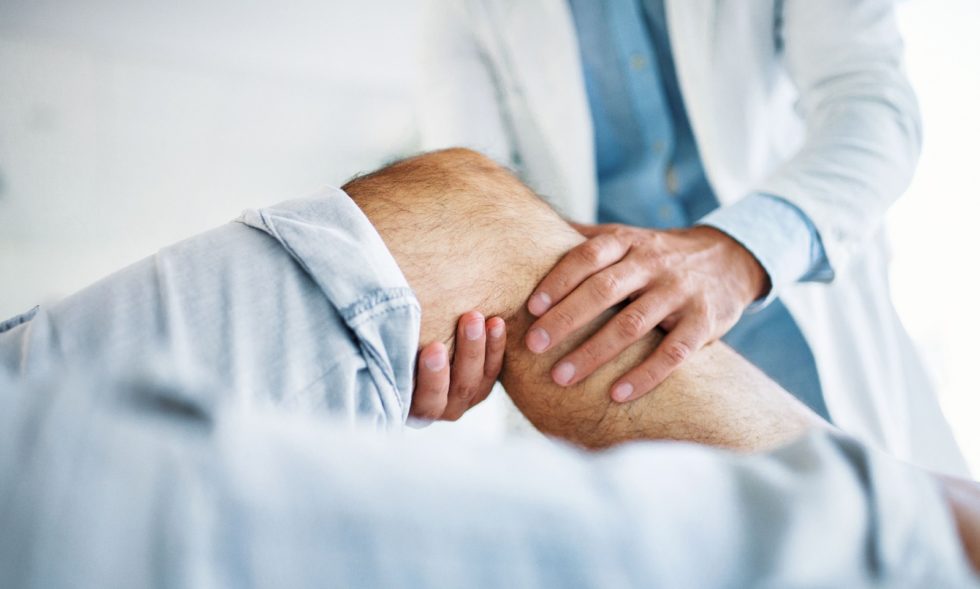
[569,222,623,238]
[527,262,646,355]
[550,289,682,387]
[442,312,487,421]
[610,317,711,403]
[461,316,506,410]
[409,341,450,421]
[659,313,681,332]
[569,222,602,237]
[527,233,630,318]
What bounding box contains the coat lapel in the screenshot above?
[486,0,597,220]
[482,0,720,216]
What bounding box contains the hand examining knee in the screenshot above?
[344,148,826,451]
[524,222,769,403]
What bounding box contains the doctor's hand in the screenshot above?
[525,223,769,403]
[409,311,506,422]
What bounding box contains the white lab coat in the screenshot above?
[417,0,969,475]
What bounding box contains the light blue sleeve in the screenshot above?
[1,362,976,588]
[0,189,420,428]
[698,193,833,310]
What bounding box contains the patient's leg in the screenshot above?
[345,149,826,451]
[0,191,417,426]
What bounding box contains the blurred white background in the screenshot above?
[889,0,980,472]
[1,1,977,469]
[0,0,423,318]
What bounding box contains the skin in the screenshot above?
[940,474,980,573]
[501,306,823,451]
[344,148,822,451]
[342,148,554,422]
[412,312,506,421]
[412,222,768,417]
[346,148,979,572]
[409,194,769,415]
[525,222,768,403]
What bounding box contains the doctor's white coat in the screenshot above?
[417,0,969,475]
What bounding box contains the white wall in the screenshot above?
[889,0,980,473]
[0,0,421,314]
[1,0,977,465]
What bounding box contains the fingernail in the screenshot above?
[528,292,552,316]
[553,361,576,386]
[465,320,484,341]
[424,351,446,372]
[526,327,551,353]
[489,321,505,339]
[611,382,634,402]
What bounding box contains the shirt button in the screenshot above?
[659,205,674,223]
[665,167,679,195]
[653,140,666,154]
[630,54,647,70]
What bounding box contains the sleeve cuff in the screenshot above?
[697,193,834,311]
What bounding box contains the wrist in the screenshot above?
[693,226,770,305]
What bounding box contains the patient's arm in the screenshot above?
[345,148,826,451]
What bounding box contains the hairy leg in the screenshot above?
[345,148,826,451]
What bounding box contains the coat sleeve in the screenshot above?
[756,0,922,271]
[416,0,516,166]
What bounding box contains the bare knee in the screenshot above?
[342,148,583,348]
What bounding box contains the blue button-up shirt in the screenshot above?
[568,0,831,418]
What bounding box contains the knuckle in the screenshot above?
[663,340,693,365]
[644,231,665,249]
[616,308,648,339]
[611,226,635,243]
[454,386,475,402]
[589,272,620,301]
[644,254,665,274]
[635,243,662,267]
[577,341,605,366]
[550,307,577,332]
[550,270,572,293]
[578,239,607,266]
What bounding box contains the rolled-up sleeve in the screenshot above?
[699,193,833,309]
[0,188,420,428]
